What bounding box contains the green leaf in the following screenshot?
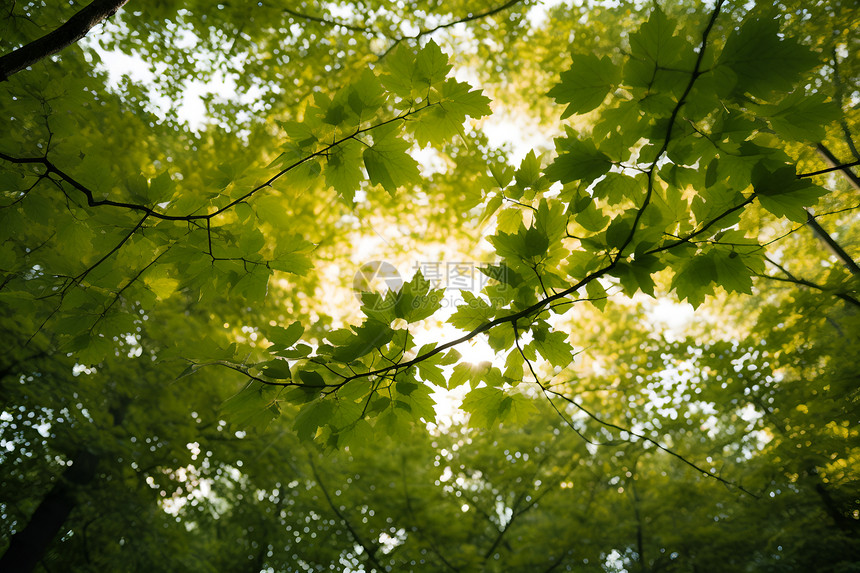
[325,139,364,202]
[143,274,179,300]
[380,44,417,98]
[336,418,375,449]
[415,39,452,89]
[417,361,446,386]
[717,17,819,98]
[489,223,550,271]
[712,249,753,295]
[331,320,394,363]
[566,250,602,280]
[496,207,523,233]
[271,234,315,275]
[320,93,349,126]
[257,359,292,380]
[753,91,840,142]
[360,290,399,324]
[593,173,642,205]
[395,270,444,323]
[624,6,692,90]
[514,150,542,190]
[487,325,516,355]
[534,198,567,245]
[412,78,491,146]
[546,133,612,184]
[438,77,492,118]
[56,222,94,260]
[548,53,620,118]
[231,266,270,303]
[148,171,174,203]
[575,202,610,233]
[279,120,319,152]
[294,399,335,441]
[753,165,826,223]
[346,69,386,118]
[628,6,687,67]
[175,363,202,381]
[127,173,150,203]
[265,321,304,351]
[609,254,663,297]
[298,370,327,388]
[479,193,504,226]
[585,279,608,310]
[490,163,514,188]
[504,348,525,379]
[593,101,650,160]
[499,391,537,424]
[277,344,314,359]
[461,386,508,427]
[450,291,495,331]
[397,381,437,422]
[671,252,717,309]
[531,326,574,368]
[376,407,412,438]
[523,225,549,257]
[448,361,491,390]
[221,383,281,431]
[363,124,420,194]
[605,214,633,250]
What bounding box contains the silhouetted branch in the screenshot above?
[308,454,383,571]
[0,0,129,81]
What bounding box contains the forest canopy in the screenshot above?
[1,0,859,571]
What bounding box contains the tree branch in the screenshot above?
[829,48,860,161]
[543,387,758,497]
[512,318,757,496]
[378,0,527,58]
[413,0,526,37]
[759,256,860,308]
[628,457,646,573]
[613,0,726,261]
[797,159,860,179]
[0,103,432,223]
[0,0,129,82]
[307,454,383,571]
[400,457,461,572]
[283,7,382,36]
[816,144,860,191]
[804,210,860,277]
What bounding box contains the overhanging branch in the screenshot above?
[0,0,129,82]
[0,102,432,223]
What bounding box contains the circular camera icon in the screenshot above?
[353,261,402,310]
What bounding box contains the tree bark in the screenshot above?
[805,211,860,277]
[0,0,130,82]
[0,400,126,572]
[0,450,99,572]
[806,144,860,276]
[817,144,860,192]
[814,482,857,535]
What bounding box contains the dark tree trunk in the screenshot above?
[0,0,130,81]
[815,482,859,536]
[805,210,860,277]
[817,144,860,191]
[807,144,860,276]
[0,450,99,572]
[0,400,126,572]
